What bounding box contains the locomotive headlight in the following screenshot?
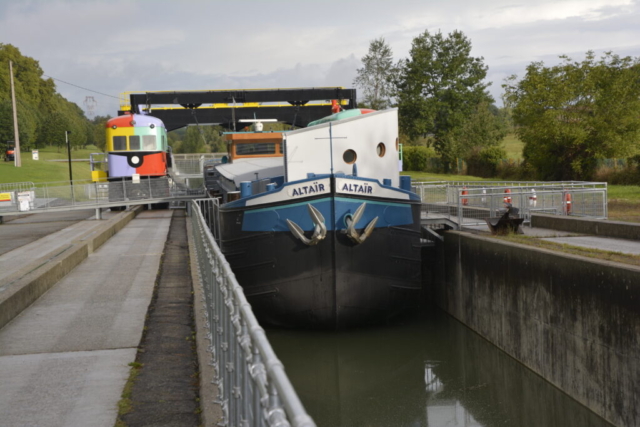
[131,156,140,165]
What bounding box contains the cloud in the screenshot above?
[1,0,639,114]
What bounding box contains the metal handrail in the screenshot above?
[417,181,608,228]
[189,200,315,427]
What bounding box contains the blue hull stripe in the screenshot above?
[241,196,413,232]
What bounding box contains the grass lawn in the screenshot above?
[403,171,501,182]
[502,133,524,160]
[496,234,640,267]
[0,145,101,184]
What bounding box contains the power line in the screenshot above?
[42,74,120,100]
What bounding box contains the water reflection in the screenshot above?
[266,306,612,427]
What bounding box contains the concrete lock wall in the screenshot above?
[433,232,640,427]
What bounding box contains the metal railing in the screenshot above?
[172,153,225,176]
[0,181,35,193]
[0,177,207,215]
[189,199,315,427]
[415,181,608,228]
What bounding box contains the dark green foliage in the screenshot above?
[172,125,227,154]
[503,51,640,180]
[466,146,508,177]
[394,30,493,170]
[402,146,436,171]
[0,44,91,151]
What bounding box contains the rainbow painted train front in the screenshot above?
[103,113,169,180]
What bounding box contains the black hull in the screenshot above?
[219,196,422,329]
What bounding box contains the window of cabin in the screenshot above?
[113,136,126,151]
[235,142,276,156]
[143,135,156,150]
[129,135,141,150]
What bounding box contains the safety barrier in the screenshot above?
[189,199,316,427]
[415,181,607,229]
[0,181,35,193]
[0,177,206,216]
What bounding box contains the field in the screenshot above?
[0,146,99,184]
[502,133,524,160]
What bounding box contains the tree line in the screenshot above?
[0,44,222,155]
[354,31,640,181]
[0,44,104,152]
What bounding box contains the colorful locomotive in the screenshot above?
[94,113,169,182]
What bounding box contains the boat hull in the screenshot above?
[219,189,422,329]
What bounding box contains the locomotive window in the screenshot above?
[143,135,156,150]
[129,135,141,150]
[113,136,126,151]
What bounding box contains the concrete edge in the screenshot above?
[0,206,144,331]
[532,213,640,240]
[446,229,640,272]
[186,215,223,427]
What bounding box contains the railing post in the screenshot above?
[457,188,462,230]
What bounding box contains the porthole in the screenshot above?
[343,149,357,164]
[377,143,386,157]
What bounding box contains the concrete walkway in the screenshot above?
[0,210,173,427]
[0,210,109,257]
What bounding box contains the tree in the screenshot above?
[503,51,640,180]
[394,30,493,170]
[91,115,111,152]
[0,44,91,151]
[353,38,396,110]
[175,126,208,153]
[457,101,508,155]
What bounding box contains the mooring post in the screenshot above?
[95,208,102,220]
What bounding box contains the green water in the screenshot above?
[266,307,613,427]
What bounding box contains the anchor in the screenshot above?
[344,203,378,245]
[286,204,327,246]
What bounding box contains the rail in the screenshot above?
[0,177,206,216]
[0,181,35,193]
[414,181,608,228]
[189,198,315,427]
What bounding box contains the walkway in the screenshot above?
[0,210,172,427]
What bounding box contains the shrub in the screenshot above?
[402,146,436,171]
[466,146,507,177]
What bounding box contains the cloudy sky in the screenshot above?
[1,0,639,117]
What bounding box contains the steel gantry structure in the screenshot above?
[119,87,358,131]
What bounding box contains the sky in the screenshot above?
[1,0,639,118]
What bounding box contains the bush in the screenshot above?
[594,165,640,185]
[402,146,436,171]
[466,146,507,177]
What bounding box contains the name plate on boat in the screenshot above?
[339,182,373,194]
[287,181,330,197]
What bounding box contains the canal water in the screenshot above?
[266,306,612,427]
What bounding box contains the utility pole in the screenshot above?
[66,130,74,204]
[66,131,73,183]
[9,60,21,167]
